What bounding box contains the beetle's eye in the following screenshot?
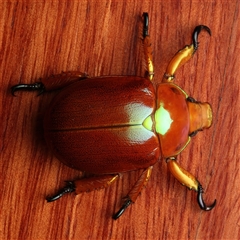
[189,130,198,137]
[189,129,204,137]
[187,97,197,103]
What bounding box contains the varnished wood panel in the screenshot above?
[1,1,239,239]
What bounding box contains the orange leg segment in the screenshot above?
[142,13,154,81]
[163,44,195,82]
[74,175,119,194]
[46,174,118,202]
[167,158,216,211]
[113,166,153,219]
[163,25,211,83]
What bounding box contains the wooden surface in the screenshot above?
[1,1,239,239]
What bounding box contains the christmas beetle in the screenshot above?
[12,12,216,219]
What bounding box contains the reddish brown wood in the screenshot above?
[1,1,239,239]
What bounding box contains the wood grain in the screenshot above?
[1,1,239,239]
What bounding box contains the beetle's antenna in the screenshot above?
[192,25,211,51]
[197,184,216,211]
[11,82,45,96]
[46,181,76,202]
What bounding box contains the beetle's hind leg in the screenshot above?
[113,166,153,219]
[142,13,154,81]
[46,174,118,202]
[163,25,211,83]
[167,158,216,211]
[11,71,89,96]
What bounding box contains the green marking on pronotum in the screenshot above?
[155,103,173,135]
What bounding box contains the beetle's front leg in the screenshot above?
[11,71,89,95]
[113,166,153,219]
[167,158,216,211]
[46,174,118,202]
[142,13,154,81]
[163,25,211,82]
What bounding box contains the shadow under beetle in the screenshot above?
[12,13,216,219]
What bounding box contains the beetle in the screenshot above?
[12,13,216,219]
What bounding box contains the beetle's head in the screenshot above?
[187,101,212,134]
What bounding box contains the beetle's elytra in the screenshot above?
[12,13,216,219]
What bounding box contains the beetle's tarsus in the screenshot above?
[11,82,45,96]
[192,25,211,51]
[46,181,76,202]
[113,198,132,220]
[142,12,149,37]
[197,184,216,211]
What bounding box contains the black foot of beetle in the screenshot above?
[142,12,149,37]
[113,198,132,220]
[11,82,45,96]
[192,25,211,51]
[46,181,76,202]
[197,184,216,211]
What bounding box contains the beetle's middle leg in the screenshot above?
[113,166,153,219]
[163,25,211,83]
[142,13,154,81]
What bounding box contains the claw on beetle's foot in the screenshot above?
[11,82,45,96]
[113,198,132,220]
[197,184,216,211]
[46,181,76,202]
[192,25,211,51]
[142,12,149,37]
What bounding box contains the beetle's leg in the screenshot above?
[163,25,211,83]
[11,82,46,96]
[113,166,153,220]
[46,174,118,202]
[142,12,154,81]
[46,181,76,202]
[167,158,216,211]
[11,71,88,96]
